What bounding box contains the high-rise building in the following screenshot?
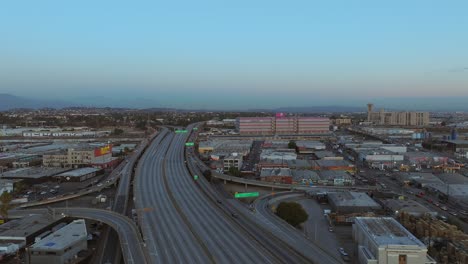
[367,104,429,126]
[236,116,330,135]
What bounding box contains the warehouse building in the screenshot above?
[381,199,437,217]
[1,167,69,184]
[0,214,55,254]
[260,149,297,161]
[198,140,253,156]
[328,192,381,214]
[260,168,292,184]
[27,219,88,264]
[54,167,102,182]
[295,141,326,154]
[353,217,436,264]
[318,170,355,186]
[291,170,320,184]
[313,160,355,172]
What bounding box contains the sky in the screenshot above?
[1,0,467,109]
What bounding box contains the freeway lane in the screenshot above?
[99,129,162,264]
[10,208,147,264]
[135,131,211,263]
[166,127,275,263]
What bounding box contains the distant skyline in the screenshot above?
[1,1,467,109]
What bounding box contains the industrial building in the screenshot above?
[328,192,381,214]
[381,199,437,217]
[295,140,326,154]
[1,167,69,183]
[0,215,55,256]
[236,116,330,135]
[367,103,430,126]
[353,217,436,264]
[54,167,102,182]
[198,140,253,156]
[42,144,118,168]
[291,170,320,184]
[318,170,355,186]
[27,219,88,264]
[260,149,297,161]
[404,152,448,167]
[312,159,355,172]
[443,139,468,155]
[259,168,292,184]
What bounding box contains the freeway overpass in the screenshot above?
[10,208,148,264]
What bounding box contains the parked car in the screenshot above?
[441,206,448,211]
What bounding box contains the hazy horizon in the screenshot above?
[1,1,467,109]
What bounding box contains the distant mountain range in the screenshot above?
[1,93,467,112]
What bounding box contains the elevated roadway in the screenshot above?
[10,208,147,264]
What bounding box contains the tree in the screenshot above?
[288,140,297,149]
[275,201,308,227]
[136,120,147,130]
[0,191,13,220]
[203,170,212,181]
[228,166,242,177]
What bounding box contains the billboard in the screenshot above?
[94,144,112,157]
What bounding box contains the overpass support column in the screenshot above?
[244,183,248,190]
[224,179,227,184]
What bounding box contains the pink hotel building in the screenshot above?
[236,116,330,135]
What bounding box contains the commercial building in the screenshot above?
[236,116,330,135]
[291,170,320,184]
[260,168,292,184]
[332,118,352,126]
[27,219,88,264]
[328,192,381,214]
[404,152,448,167]
[443,139,468,154]
[353,217,436,264]
[43,144,118,168]
[54,167,102,182]
[312,160,355,172]
[367,103,430,126]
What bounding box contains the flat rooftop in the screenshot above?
[1,167,69,179]
[30,219,87,251]
[329,192,381,208]
[355,217,425,247]
[0,214,52,240]
[56,167,101,177]
[382,199,434,215]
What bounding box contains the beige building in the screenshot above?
[367,104,429,126]
[353,217,436,264]
[332,118,352,126]
[43,145,114,168]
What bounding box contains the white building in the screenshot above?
[353,217,436,264]
[27,219,88,264]
[223,154,243,171]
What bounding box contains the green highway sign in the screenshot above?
[185,142,195,146]
[193,127,198,131]
[175,130,188,133]
[234,192,260,198]
[194,175,199,180]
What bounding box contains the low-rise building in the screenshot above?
[381,199,437,217]
[0,180,14,194]
[291,170,320,184]
[260,168,292,184]
[27,219,88,264]
[319,170,355,186]
[43,144,118,168]
[328,192,381,214]
[313,160,355,172]
[295,141,326,154]
[54,167,102,182]
[260,149,297,161]
[353,217,436,264]
[223,154,243,171]
[1,167,69,184]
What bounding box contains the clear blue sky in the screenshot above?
[1,0,467,109]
